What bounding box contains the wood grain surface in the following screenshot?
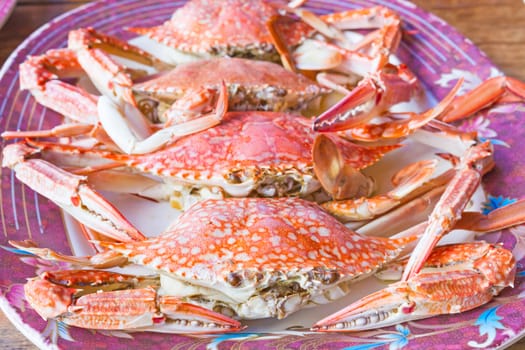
[0,0,524,349]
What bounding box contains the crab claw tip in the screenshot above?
[312,285,415,332]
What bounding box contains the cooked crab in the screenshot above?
[8,3,432,156]
[131,57,326,123]
[129,0,311,62]
[14,197,417,326]
[2,74,482,246]
[128,0,415,119]
[2,110,400,218]
[12,197,523,332]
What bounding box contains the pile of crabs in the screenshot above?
[3,0,525,334]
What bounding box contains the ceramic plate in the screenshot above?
[1,1,525,349]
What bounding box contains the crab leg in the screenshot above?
[266,14,298,72]
[2,123,96,140]
[313,64,422,133]
[313,242,515,332]
[97,81,228,154]
[162,86,221,125]
[457,200,525,232]
[321,160,455,222]
[10,29,162,145]
[321,6,402,56]
[355,186,446,237]
[293,39,387,77]
[25,270,243,333]
[401,142,494,281]
[66,28,161,143]
[18,48,99,124]
[2,142,144,242]
[287,8,346,44]
[439,76,525,123]
[291,6,401,74]
[68,27,162,106]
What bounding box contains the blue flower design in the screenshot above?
[468,306,507,348]
[344,325,410,350]
[379,325,410,349]
[476,306,505,334]
[478,136,510,148]
[0,244,37,256]
[482,195,517,215]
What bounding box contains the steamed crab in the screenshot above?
[14,197,416,325]
[129,0,417,116]
[2,75,471,242]
[3,0,525,336]
[11,192,522,332]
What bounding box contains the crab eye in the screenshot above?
[321,270,340,285]
[307,267,340,284]
[226,272,243,287]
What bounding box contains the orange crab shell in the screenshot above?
[133,58,326,112]
[128,0,312,60]
[107,111,399,198]
[107,197,412,274]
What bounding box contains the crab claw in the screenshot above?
[313,242,515,332]
[158,296,244,333]
[312,133,400,200]
[341,78,464,142]
[2,142,145,242]
[313,77,379,132]
[25,270,243,333]
[98,80,228,154]
[313,64,419,133]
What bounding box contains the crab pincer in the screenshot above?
[1,143,144,242]
[312,69,464,143]
[313,242,516,332]
[25,270,243,333]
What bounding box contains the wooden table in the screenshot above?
[0,0,524,349]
